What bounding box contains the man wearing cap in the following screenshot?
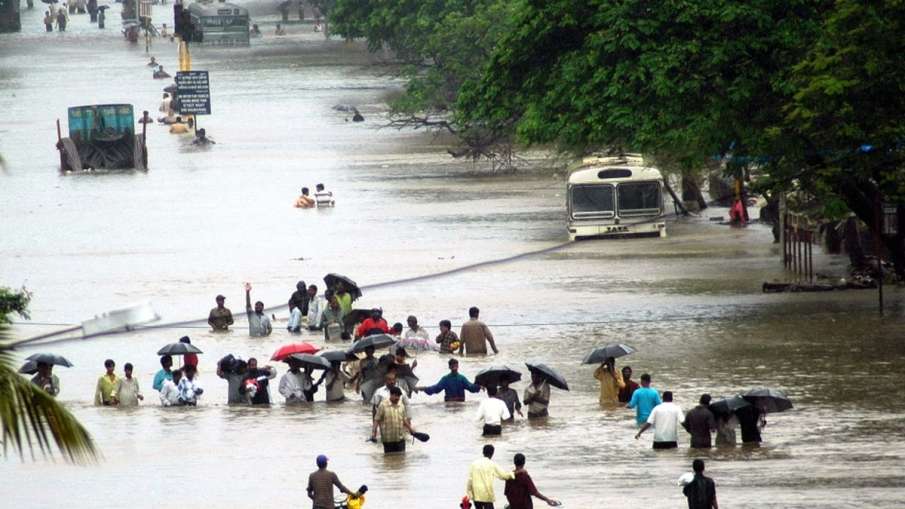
[208,295,234,332]
[307,455,356,509]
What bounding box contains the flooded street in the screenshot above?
[2,6,905,508]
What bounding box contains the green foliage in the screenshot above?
[0,287,31,324]
[0,290,97,464]
[331,0,520,161]
[459,0,827,167]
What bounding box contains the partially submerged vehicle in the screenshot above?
[187,2,250,47]
[567,154,667,240]
[56,104,148,172]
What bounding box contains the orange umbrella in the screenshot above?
[271,342,320,361]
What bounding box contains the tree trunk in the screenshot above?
[681,175,708,211]
[844,217,867,269]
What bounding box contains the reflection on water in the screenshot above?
[2,5,905,508]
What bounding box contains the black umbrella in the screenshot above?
[319,350,352,362]
[743,388,793,413]
[157,343,203,355]
[525,363,569,391]
[708,395,750,415]
[324,273,362,301]
[163,84,176,94]
[350,334,396,353]
[18,361,39,375]
[474,366,522,387]
[288,353,331,370]
[25,353,74,368]
[582,343,636,364]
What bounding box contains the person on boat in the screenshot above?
[295,187,315,208]
[153,66,171,79]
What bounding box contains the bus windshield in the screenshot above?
[571,184,614,218]
[617,182,661,216]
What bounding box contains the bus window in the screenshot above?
[571,184,614,218]
[617,182,661,216]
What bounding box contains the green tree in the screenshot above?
[459,0,826,163]
[0,287,96,463]
[331,0,520,167]
[775,0,905,274]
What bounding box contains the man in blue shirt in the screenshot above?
[627,373,661,425]
[416,358,481,402]
[152,355,173,392]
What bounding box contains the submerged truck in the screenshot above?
[56,104,148,172]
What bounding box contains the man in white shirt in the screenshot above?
[475,385,511,436]
[160,369,182,407]
[177,365,203,406]
[314,183,334,207]
[635,391,684,449]
[307,285,326,331]
[324,361,349,402]
[279,358,309,403]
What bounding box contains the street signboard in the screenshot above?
[175,70,211,115]
[882,203,898,236]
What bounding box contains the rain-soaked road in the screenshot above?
[1,5,904,508]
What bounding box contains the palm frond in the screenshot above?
[0,326,97,464]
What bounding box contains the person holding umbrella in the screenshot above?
[498,377,522,421]
[524,371,551,419]
[594,356,625,406]
[279,357,309,403]
[31,362,60,397]
[417,358,481,402]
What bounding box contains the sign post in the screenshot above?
[175,70,211,135]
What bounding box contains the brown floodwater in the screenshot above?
[1,6,904,508]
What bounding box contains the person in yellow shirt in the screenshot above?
[94,359,119,406]
[467,444,514,508]
[593,357,625,405]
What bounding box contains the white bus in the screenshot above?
[566,154,667,240]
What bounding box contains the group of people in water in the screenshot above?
[24,273,742,508]
[295,184,335,208]
[145,58,214,145]
[39,0,104,32]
